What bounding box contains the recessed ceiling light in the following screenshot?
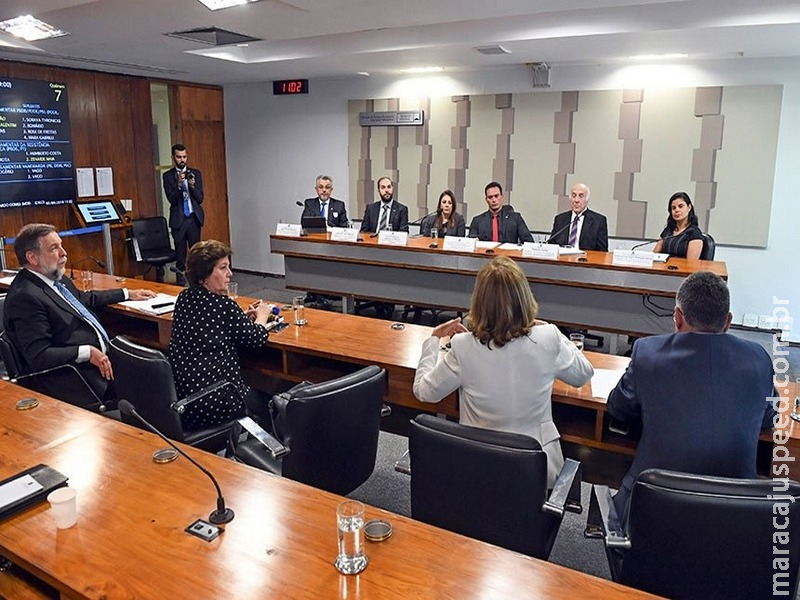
[0,15,68,41]
[196,0,260,10]
[629,53,688,61]
[399,66,444,74]
[357,71,370,77]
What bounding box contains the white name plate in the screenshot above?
[612,249,654,267]
[275,223,302,237]
[522,242,559,259]
[330,227,359,242]
[377,231,409,246]
[443,236,477,252]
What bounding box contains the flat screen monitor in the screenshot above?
[76,200,121,225]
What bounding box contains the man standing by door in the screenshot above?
[163,143,204,286]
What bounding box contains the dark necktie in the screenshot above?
[54,280,109,343]
[379,204,390,232]
[181,174,192,217]
[492,213,499,242]
[320,201,327,219]
[568,215,580,247]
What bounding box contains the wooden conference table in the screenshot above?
[270,233,728,336]
[0,380,659,599]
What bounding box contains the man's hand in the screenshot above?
[129,289,157,301]
[89,346,114,380]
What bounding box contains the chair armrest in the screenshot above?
[394,449,411,475]
[171,380,238,414]
[543,458,582,516]
[584,484,631,549]
[16,363,106,412]
[236,416,289,459]
[381,404,392,418]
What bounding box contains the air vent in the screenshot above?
[475,45,510,56]
[166,27,261,46]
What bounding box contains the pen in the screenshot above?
[152,302,174,309]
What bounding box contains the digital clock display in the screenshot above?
[273,79,309,95]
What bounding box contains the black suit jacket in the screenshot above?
[549,208,608,251]
[162,167,205,230]
[360,200,409,232]
[301,197,349,227]
[3,268,125,398]
[468,205,533,244]
[420,213,466,237]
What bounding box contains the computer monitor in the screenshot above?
[75,200,122,225]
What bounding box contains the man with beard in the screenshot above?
[3,223,155,403]
[360,176,409,234]
[163,143,204,286]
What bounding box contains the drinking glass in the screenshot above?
[226,281,238,299]
[82,270,93,291]
[570,332,585,351]
[335,500,367,575]
[292,295,307,326]
[431,227,438,240]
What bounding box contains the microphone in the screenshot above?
[410,211,437,226]
[629,239,658,251]
[295,200,304,207]
[70,256,107,279]
[118,399,235,525]
[547,209,586,244]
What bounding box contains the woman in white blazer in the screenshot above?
[413,255,593,487]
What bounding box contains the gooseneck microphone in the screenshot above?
[118,399,235,525]
[547,209,586,244]
[70,256,107,280]
[295,200,304,207]
[629,239,658,251]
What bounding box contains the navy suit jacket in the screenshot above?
[3,268,125,398]
[360,200,409,233]
[607,331,776,521]
[162,166,205,230]
[468,205,533,244]
[549,208,608,251]
[301,197,349,227]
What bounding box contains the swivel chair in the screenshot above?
[585,468,800,599]
[108,335,239,452]
[130,217,177,282]
[700,232,716,260]
[227,365,386,495]
[408,414,582,559]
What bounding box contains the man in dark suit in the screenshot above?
[607,271,776,524]
[3,224,156,404]
[548,183,608,251]
[163,143,204,286]
[301,175,349,227]
[467,181,533,244]
[360,176,409,233]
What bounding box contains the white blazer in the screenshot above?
[413,323,594,487]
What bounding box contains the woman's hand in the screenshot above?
[431,317,468,339]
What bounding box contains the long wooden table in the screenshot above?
[0,379,659,599]
[270,233,728,336]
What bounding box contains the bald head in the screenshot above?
[570,183,590,214]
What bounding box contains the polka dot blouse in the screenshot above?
[169,285,269,430]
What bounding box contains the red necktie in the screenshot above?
[492,213,499,242]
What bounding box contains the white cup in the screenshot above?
[48,487,77,529]
[226,281,238,299]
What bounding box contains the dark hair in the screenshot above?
[469,256,538,348]
[377,176,393,188]
[171,143,186,155]
[186,240,232,287]
[484,181,503,196]
[435,189,458,230]
[666,191,698,230]
[14,223,56,265]
[676,271,730,332]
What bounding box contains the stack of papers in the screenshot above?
[120,293,178,315]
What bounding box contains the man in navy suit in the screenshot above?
[3,224,155,403]
[607,271,776,524]
[301,175,349,227]
[548,183,608,251]
[360,176,409,233]
[467,182,533,244]
[162,143,204,286]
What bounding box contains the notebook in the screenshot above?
[0,464,69,521]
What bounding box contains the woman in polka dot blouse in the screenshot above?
[169,240,274,430]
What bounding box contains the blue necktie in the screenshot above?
[182,177,192,217]
[320,201,327,219]
[54,280,109,343]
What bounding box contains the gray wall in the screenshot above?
[224,58,800,341]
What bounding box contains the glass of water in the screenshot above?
[335,500,367,575]
[292,295,307,326]
[570,332,585,351]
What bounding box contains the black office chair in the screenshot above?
[585,469,800,599]
[700,232,716,260]
[408,414,582,559]
[227,365,386,495]
[108,335,239,452]
[130,217,177,282]
[0,329,108,412]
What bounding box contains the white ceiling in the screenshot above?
[1,0,800,86]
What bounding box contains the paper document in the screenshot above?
[475,241,501,249]
[589,369,625,399]
[0,475,43,508]
[652,253,669,262]
[558,247,585,256]
[120,293,178,315]
[498,242,523,250]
